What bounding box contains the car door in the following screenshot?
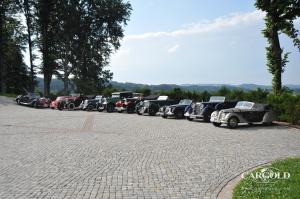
[20,95,30,103]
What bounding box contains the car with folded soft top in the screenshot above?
[16,92,50,108]
[158,99,193,119]
[57,94,87,111]
[81,95,103,111]
[185,96,237,122]
[50,96,68,109]
[138,96,180,116]
[210,101,275,128]
[98,91,133,112]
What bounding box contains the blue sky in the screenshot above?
[109,0,300,85]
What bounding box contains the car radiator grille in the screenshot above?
[194,104,203,115]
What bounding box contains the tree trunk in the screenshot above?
[63,75,69,95]
[0,10,7,93]
[270,24,282,94]
[43,74,51,97]
[24,0,35,92]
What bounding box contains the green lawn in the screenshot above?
[233,158,300,199]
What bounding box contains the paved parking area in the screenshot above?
[0,98,300,198]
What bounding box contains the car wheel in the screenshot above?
[213,122,221,127]
[227,117,239,129]
[137,110,142,115]
[203,114,210,122]
[58,102,64,111]
[86,104,94,111]
[127,106,134,114]
[263,122,273,126]
[106,104,115,113]
[162,115,167,119]
[186,117,194,121]
[175,110,183,119]
[33,102,38,108]
[149,108,156,116]
[97,105,104,112]
[16,99,20,104]
[68,103,75,111]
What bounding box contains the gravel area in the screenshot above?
[0,97,300,199]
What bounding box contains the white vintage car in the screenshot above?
[210,101,276,128]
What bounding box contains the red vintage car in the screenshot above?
[115,98,140,113]
[50,96,68,109]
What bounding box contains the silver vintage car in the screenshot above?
[210,101,275,128]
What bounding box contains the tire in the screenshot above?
[186,117,194,121]
[97,105,104,112]
[263,122,273,126]
[213,122,221,127]
[203,114,211,122]
[86,104,94,112]
[127,106,134,114]
[162,115,167,119]
[33,101,38,108]
[137,110,142,115]
[227,117,239,129]
[58,102,64,111]
[16,99,20,104]
[106,104,115,113]
[68,103,75,111]
[118,110,123,113]
[175,110,183,119]
[149,108,156,116]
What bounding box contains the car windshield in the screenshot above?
[179,99,192,105]
[111,94,120,98]
[95,96,102,100]
[235,101,254,109]
[209,96,225,102]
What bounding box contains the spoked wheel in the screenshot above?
[227,117,239,129]
[86,104,94,111]
[68,103,75,111]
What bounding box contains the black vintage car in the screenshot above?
[138,96,180,116]
[158,99,193,119]
[16,93,50,108]
[185,96,237,122]
[81,95,103,111]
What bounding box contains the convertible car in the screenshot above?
[210,101,275,128]
[16,93,50,108]
[158,99,193,119]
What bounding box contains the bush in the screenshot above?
[267,91,300,124]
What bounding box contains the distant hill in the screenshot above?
[36,77,300,93]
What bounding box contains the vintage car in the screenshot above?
[81,95,103,111]
[210,101,275,128]
[115,98,141,113]
[57,94,87,111]
[185,96,237,122]
[98,91,133,112]
[16,93,50,108]
[158,99,193,119]
[138,96,180,116]
[135,95,159,114]
[50,96,68,109]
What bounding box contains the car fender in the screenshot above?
[263,111,276,123]
[224,113,244,123]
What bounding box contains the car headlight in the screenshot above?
[220,112,226,119]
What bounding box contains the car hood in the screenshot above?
[221,108,249,113]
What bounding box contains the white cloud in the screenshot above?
[124,10,265,41]
[167,44,180,53]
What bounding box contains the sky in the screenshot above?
[109,0,300,85]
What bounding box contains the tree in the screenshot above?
[36,0,59,96]
[0,0,30,93]
[19,0,37,92]
[71,0,132,94]
[255,0,300,94]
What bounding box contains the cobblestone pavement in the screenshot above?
[0,100,300,199]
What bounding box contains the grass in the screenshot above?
[0,93,17,98]
[233,158,300,199]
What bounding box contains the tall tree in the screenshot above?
[255,0,300,94]
[19,0,36,92]
[71,0,132,94]
[36,0,59,96]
